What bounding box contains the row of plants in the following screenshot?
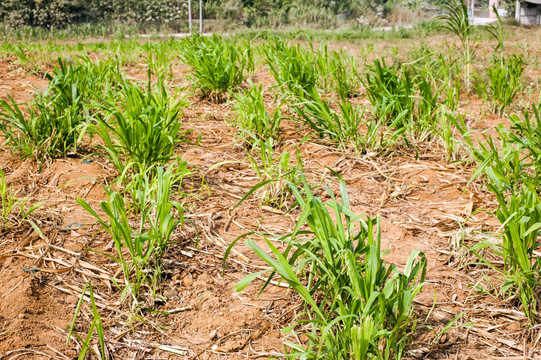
[0,6,537,356]
[0,55,194,357]
[0,37,432,359]
[453,102,541,324]
[435,2,541,326]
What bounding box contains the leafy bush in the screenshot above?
[0,0,185,28]
[0,0,34,28]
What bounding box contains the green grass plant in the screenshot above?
[233,82,283,141]
[294,88,409,154]
[92,76,190,182]
[364,59,415,123]
[440,0,477,93]
[227,174,427,359]
[470,183,541,323]
[0,57,104,162]
[179,34,252,102]
[78,165,186,306]
[244,136,304,210]
[451,102,541,323]
[265,39,318,99]
[317,45,359,99]
[67,281,109,360]
[0,167,42,231]
[474,54,524,115]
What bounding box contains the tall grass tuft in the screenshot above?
[0,58,107,162]
[317,45,360,99]
[265,39,318,99]
[454,103,541,323]
[78,165,187,305]
[92,75,190,182]
[227,174,427,358]
[474,54,524,115]
[440,0,476,93]
[0,167,42,231]
[233,81,283,142]
[364,59,415,124]
[179,34,252,102]
[243,137,304,210]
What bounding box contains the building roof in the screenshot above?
[525,0,541,4]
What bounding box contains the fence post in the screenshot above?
[199,0,203,33]
[188,0,192,33]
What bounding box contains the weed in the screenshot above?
[470,184,541,323]
[364,59,415,124]
[244,136,304,210]
[440,0,477,93]
[294,88,410,155]
[67,281,109,360]
[317,45,359,99]
[0,58,101,162]
[474,54,524,115]
[265,39,318,99]
[294,89,364,151]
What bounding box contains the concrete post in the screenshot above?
[199,0,203,33]
[188,0,192,32]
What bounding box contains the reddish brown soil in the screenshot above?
[1,32,541,359]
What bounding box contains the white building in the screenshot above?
[516,0,541,25]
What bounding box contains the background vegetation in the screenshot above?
[0,0,487,29]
